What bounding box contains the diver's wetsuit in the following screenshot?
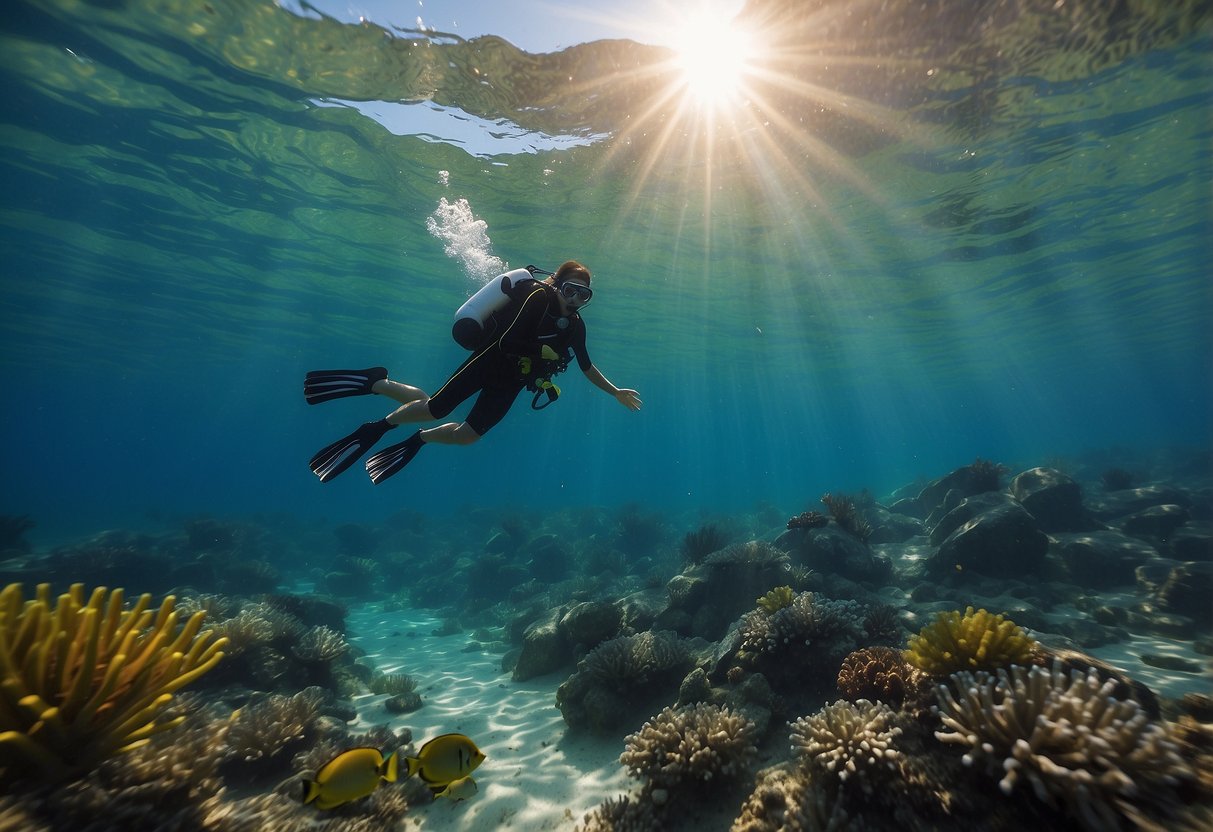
[427,279,592,435]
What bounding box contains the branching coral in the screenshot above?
[739,592,864,665]
[789,699,903,788]
[292,625,349,663]
[621,703,757,790]
[837,648,921,709]
[756,586,795,614]
[0,583,227,782]
[934,662,1194,831]
[731,765,852,832]
[577,792,661,832]
[904,606,1036,677]
[224,687,326,764]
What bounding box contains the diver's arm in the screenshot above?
[582,364,642,411]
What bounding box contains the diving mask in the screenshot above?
[559,281,593,305]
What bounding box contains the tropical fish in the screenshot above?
[404,733,486,789]
[432,775,479,801]
[302,747,399,810]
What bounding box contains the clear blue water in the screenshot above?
[1,0,1210,541]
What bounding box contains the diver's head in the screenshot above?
[553,260,593,311]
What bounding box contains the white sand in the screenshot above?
[346,606,632,830]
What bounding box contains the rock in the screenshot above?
[1140,654,1202,673]
[618,588,666,633]
[1171,525,1213,562]
[526,534,570,581]
[1121,505,1191,541]
[663,553,789,641]
[1089,485,1191,521]
[485,531,516,554]
[1051,530,1159,588]
[931,502,1049,578]
[560,601,622,649]
[929,492,1016,546]
[1050,618,1121,649]
[1153,561,1213,623]
[512,608,571,681]
[1010,467,1098,532]
[676,667,713,706]
[384,692,424,713]
[912,464,1006,519]
[1135,561,1176,595]
[866,506,923,544]
[786,526,892,584]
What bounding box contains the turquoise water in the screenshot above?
[1,0,1210,538]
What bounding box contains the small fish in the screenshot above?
[302,747,399,810]
[432,775,478,801]
[404,733,486,790]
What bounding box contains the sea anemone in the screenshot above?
[0,583,227,782]
[934,662,1194,831]
[621,703,757,790]
[904,606,1036,677]
[789,699,903,788]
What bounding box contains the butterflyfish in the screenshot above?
[432,775,478,801]
[404,733,486,789]
[302,747,399,810]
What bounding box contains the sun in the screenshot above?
[672,9,756,108]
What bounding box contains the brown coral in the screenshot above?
[837,647,921,709]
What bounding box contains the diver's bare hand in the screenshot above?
[615,389,642,411]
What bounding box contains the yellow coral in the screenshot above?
[0,582,228,781]
[756,585,796,614]
[904,606,1035,677]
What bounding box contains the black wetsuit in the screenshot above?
[427,279,592,435]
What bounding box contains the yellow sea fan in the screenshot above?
[0,582,228,781]
[756,585,796,614]
[904,606,1035,677]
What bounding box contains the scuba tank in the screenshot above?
[451,265,552,350]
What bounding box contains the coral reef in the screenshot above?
[789,699,903,789]
[820,493,873,543]
[577,791,661,832]
[967,458,1009,492]
[292,625,350,663]
[584,631,690,690]
[836,647,923,710]
[620,703,757,791]
[730,764,851,832]
[785,510,829,531]
[861,604,904,646]
[368,673,418,696]
[224,687,326,766]
[556,631,694,733]
[738,592,865,670]
[0,582,227,782]
[904,606,1036,677]
[935,662,1196,831]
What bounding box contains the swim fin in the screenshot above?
[304,367,388,405]
[365,431,425,485]
[310,419,397,482]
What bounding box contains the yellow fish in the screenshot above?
[433,775,478,801]
[302,747,399,810]
[404,733,486,790]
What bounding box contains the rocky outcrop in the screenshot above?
[1010,467,1099,532]
[930,502,1049,578]
[1051,530,1159,588]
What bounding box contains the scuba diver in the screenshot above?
[304,260,642,484]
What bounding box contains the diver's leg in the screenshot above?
[384,398,436,425]
[372,378,428,405]
[419,422,481,445]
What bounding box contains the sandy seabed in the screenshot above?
[345,606,631,831]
